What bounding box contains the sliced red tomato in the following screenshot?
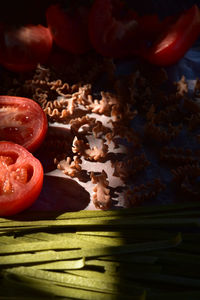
[0,24,53,72]
[0,96,48,152]
[88,0,139,58]
[0,141,43,216]
[143,5,200,66]
[46,3,91,54]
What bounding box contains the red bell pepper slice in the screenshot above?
[88,0,178,59]
[137,14,176,42]
[142,5,200,66]
[46,3,91,54]
[88,0,139,58]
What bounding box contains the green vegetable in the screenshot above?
[0,234,181,266]
[3,269,146,300]
[148,291,200,300]
[31,258,85,270]
[1,200,200,299]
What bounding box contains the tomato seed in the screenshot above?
[14,168,28,184]
[2,178,13,194]
[0,156,14,166]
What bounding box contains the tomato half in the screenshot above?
[0,96,48,152]
[0,141,43,216]
[88,0,139,58]
[46,3,91,54]
[0,24,53,72]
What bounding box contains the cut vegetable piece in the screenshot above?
[0,216,198,230]
[98,254,158,264]
[31,258,85,270]
[1,200,200,222]
[0,24,53,72]
[144,5,200,66]
[46,3,91,54]
[76,229,178,241]
[3,269,145,300]
[7,267,143,295]
[0,234,181,266]
[0,96,48,152]
[0,142,43,216]
[148,291,200,300]
[88,0,139,58]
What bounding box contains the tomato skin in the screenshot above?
[0,96,48,152]
[88,0,139,58]
[143,5,200,66]
[0,24,53,72]
[0,141,43,216]
[46,4,91,54]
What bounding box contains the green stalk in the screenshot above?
[144,250,200,265]
[3,269,145,300]
[0,200,199,223]
[31,258,85,270]
[0,217,198,230]
[148,291,200,300]
[0,234,181,266]
[0,235,102,254]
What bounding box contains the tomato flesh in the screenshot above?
[0,156,28,195]
[0,142,43,216]
[0,96,48,152]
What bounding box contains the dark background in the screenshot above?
[128,0,200,16]
[0,0,53,25]
[1,0,200,26]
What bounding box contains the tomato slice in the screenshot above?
[88,0,139,58]
[0,96,48,152]
[0,141,43,216]
[46,3,91,54]
[143,5,200,66]
[0,24,53,72]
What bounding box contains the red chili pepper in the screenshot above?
[142,5,200,66]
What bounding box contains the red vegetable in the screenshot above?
[88,0,139,58]
[0,24,53,72]
[137,14,176,42]
[46,3,91,54]
[0,141,43,216]
[0,96,48,152]
[143,5,200,66]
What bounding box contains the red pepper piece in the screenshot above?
[137,14,176,41]
[142,5,200,66]
[88,0,139,58]
[46,3,91,55]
